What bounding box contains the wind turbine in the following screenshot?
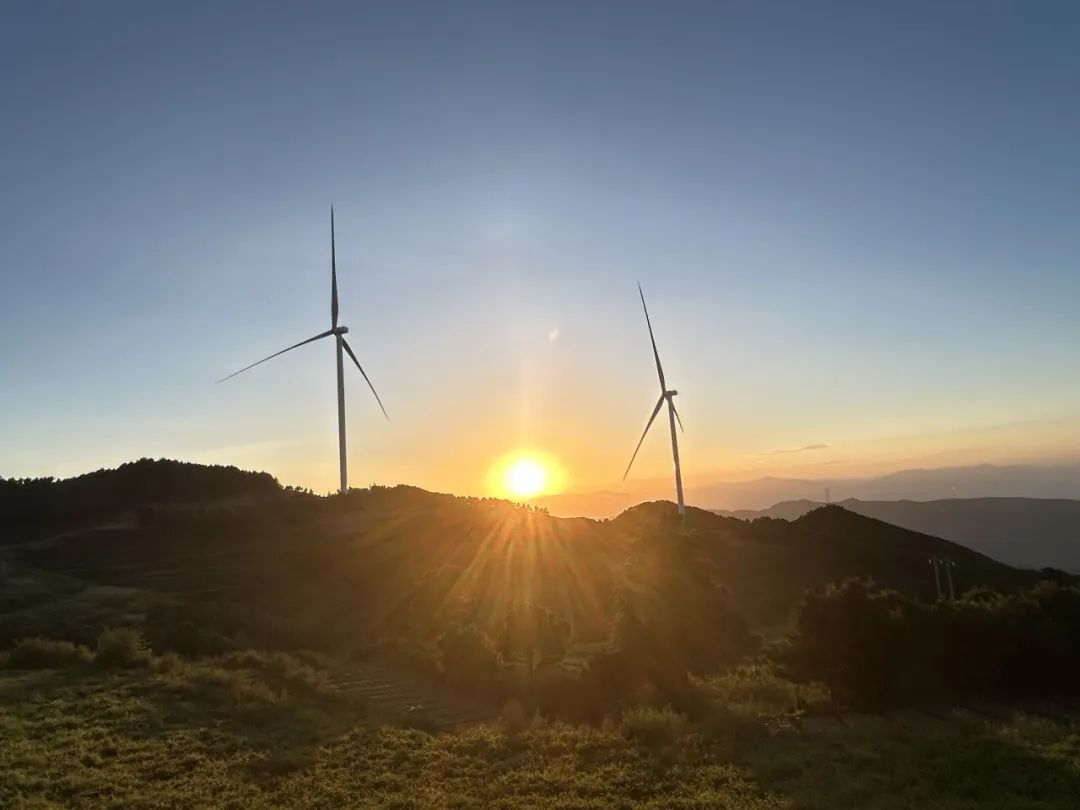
[622,283,686,517]
[218,208,388,493]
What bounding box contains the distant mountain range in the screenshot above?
[535,462,1080,517]
[715,497,1080,572]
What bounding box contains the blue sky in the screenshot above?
[3,1,1080,495]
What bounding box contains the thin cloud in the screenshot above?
[548,328,560,342]
[766,443,830,455]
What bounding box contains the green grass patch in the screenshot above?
[2,663,1079,808]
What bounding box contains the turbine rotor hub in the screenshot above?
[335,325,350,335]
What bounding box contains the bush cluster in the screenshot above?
[438,624,498,692]
[619,705,688,747]
[774,579,1080,709]
[6,637,93,669]
[6,628,154,670]
[95,627,152,668]
[436,578,757,723]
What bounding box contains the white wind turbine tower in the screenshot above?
[622,283,686,517]
[218,208,388,493]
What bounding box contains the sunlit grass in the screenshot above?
[3,663,1079,809]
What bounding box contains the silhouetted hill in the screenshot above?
[716,497,1080,572]
[0,458,280,539]
[531,490,640,519]
[718,499,820,522]
[614,502,1034,622]
[1,469,1047,654]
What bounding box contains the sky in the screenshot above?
[2,1,1080,498]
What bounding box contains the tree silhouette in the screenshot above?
[496,603,570,676]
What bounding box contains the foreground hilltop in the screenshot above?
[0,458,279,535]
[0,459,1043,647]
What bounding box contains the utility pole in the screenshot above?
[929,557,943,600]
[944,558,956,600]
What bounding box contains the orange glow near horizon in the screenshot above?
[487,451,566,500]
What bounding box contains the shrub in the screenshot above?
[220,649,267,669]
[620,706,688,747]
[616,535,759,680]
[262,652,321,689]
[707,662,827,714]
[151,651,187,675]
[697,704,758,745]
[95,627,151,668]
[568,651,636,722]
[527,665,588,720]
[396,706,439,732]
[438,624,497,692]
[145,608,236,657]
[711,663,783,704]
[190,665,238,687]
[223,674,290,726]
[246,750,314,779]
[230,676,285,707]
[774,579,1080,709]
[601,564,758,720]
[773,579,921,708]
[496,603,571,675]
[501,698,527,733]
[7,638,92,669]
[219,649,324,692]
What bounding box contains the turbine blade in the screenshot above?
[331,206,339,328]
[671,400,685,433]
[622,394,665,481]
[216,329,334,383]
[341,337,389,420]
[638,283,665,389]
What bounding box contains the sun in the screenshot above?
[487,451,565,500]
[505,458,547,498]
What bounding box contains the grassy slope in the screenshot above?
[3,664,1080,809]
[2,486,1069,808]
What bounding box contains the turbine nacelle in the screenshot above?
[665,389,678,398]
[334,326,350,336]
